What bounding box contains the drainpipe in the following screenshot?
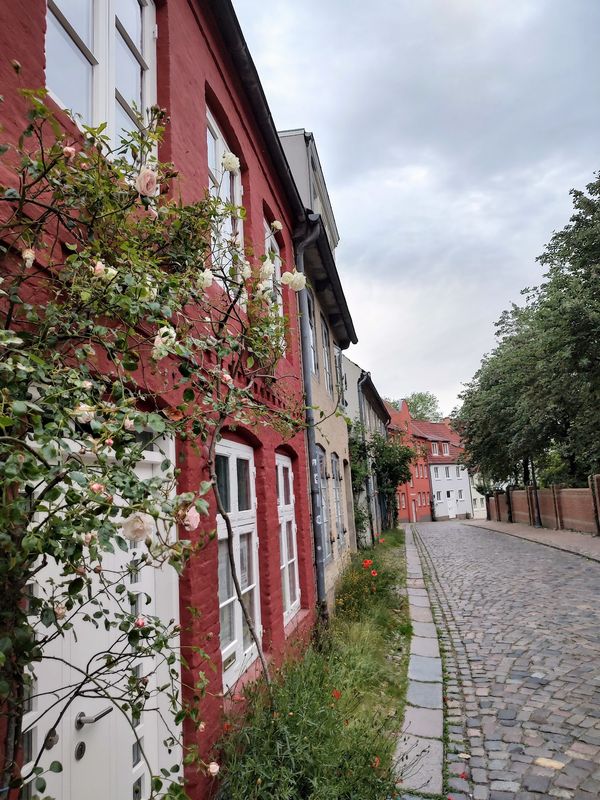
[357,371,375,547]
[530,457,543,529]
[295,214,328,621]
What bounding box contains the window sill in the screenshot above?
[284,607,312,639]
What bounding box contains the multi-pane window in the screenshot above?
[263,219,283,312]
[445,466,451,478]
[456,466,461,477]
[321,316,333,395]
[417,493,421,507]
[431,442,439,455]
[401,493,406,509]
[458,489,463,500]
[442,442,450,455]
[216,440,259,690]
[307,291,319,375]
[333,345,344,402]
[276,455,300,624]
[436,491,442,501]
[317,448,332,559]
[331,454,344,546]
[45,1,156,145]
[207,109,243,256]
[433,466,439,479]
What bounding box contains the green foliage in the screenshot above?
[403,391,442,422]
[0,93,302,796]
[216,536,409,800]
[455,171,600,486]
[369,433,413,529]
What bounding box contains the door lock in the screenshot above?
[75,706,113,729]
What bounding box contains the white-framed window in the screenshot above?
[436,491,441,501]
[445,466,450,479]
[334,345,344,402]
[207,108,243,255]
[456,466,461,477]
[45,0,157,145]
[417,493,421,507]
[317,447,332,560]
[433,466,439,479]
[442,442,450,456]
[331,453,345,546]
[424,464,428,477]
[307,291,319,375]
[401,493,406,509]
[458,489,463,500]
[321,315,334,395]
[410,473,414,487]
[431,442,439,455]
[264,219,283,314]
[216,440,259,690]
[276,454,300,625]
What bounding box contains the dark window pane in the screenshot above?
[215,454,230,512]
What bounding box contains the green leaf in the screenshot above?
[35,777,47,792]
[68,577,84,596]
[11,400,28,415]
[49,761,63,773]
[69,471,87,486]
[183,388,194,403]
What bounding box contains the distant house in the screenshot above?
[388,401,432,523]
[280,129,358,607]
[342,357,391,544]
[415,420,473,520]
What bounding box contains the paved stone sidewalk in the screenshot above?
[465,520,600,563]
[415,520,600,800]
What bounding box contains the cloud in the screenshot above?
[233,0,600,413]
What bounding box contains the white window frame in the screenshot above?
[445,466,451,479]
[401,493,406,509]
[321,315,334,395]
[45,0,157,147]
[206,108,244,271]
[456,466,461,477]
[431,442,439,455]
[331,453,345,546]
[433,466,439,479]
[317,447,332,560]
[216,440,259,690]
[442,442,450,456]
[458,489,463,500]
[436,491,442,501]
[263,218,283,315]
[307,291,319,376]
[276,454,300,626]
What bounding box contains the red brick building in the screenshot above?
[387,401,432,523]
[0,2,317,797]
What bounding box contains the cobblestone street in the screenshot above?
[414,521,600,800]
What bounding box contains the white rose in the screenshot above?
[221,152,240,174]
[260,259,275,281]
[21,248,35,268]
[280,271,294,286]
[271,220,283,232]
[207,762,220,777]
[198,269,213,289]
[122,512,154,543]
[74,403,95,424]
[241,260,252,280]
[290,271,306,292]
[123,417,135,431]
[152,326,176,360]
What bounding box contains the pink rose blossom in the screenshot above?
[207,762,220,777]
[105,438,114,447]
[183,505,201,532]
[89,482,105,494]
[63,146,76,160]
[54,603,67,620]
[134,615,147,628]
[135,167,157,197]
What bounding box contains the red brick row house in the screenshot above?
[0,2,329,798]
[388,401,432,523]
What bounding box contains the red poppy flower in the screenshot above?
[362,559,373,569]
[331,688,342,700]
[223,722,232,733]
[371,569,378,577]
[379,538,385,543]
[371,755,380,769]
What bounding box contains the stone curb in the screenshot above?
[395,527,443,795]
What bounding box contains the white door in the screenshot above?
[216,440,260,691]
[22,438,180,800]
[446,490,457,519]
[276,454,300,625]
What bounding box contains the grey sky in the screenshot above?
[233,0,600,414]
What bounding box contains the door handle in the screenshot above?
[75,706,113,729]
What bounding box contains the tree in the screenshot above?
[455,171,600,486]
[0,94,306,797]
[369,432,413,529]
[404,391,442,422]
